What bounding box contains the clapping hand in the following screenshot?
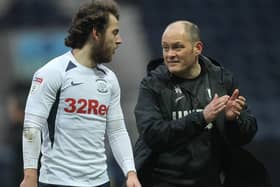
[225,89,246,120]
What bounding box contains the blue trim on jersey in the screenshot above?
[65,61,77,72]
[47,87,61,148]
[96,65,107,75]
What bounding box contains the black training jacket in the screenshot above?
[133,55,270,186]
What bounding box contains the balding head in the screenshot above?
[161,20,203,79]
[163,20,200,43]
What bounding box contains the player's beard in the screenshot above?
[90,36,112,64]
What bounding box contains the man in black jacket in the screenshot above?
[133,20,269,187]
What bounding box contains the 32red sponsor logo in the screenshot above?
[64,98,108,115]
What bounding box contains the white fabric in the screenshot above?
[107,119,136,176]
[24,51,133,187]
[22,126,41,169]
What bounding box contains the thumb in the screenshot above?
[213,93,218,100]
[230,89,239,100]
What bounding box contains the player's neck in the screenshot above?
[72,46,97,68]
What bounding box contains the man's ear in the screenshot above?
[193,41,203,55]
[91,29,100,41]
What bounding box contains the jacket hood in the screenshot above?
[146,58,168,80]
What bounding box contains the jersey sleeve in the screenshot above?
[107,118,136,175]
[106,72,124,122]
[25,65,62,125]
[105,72,136,175]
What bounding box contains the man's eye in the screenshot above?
[113,30,119,35]
[174,45,183,49]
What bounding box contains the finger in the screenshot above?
[211,95,228,107]
[213,93,218,100]
[230,89,239,100]
[223,95,230,102]
[213,95,229,104]
[233,103,243,112]
[212,96,226,107]
[211,94,219,104]
[234,110,241,116]
[220,95,230,100]
[218,95,230,105]
[236,99,245,108]
[216,103,226,113]
[238,96,246,102]
[215,100,227,112]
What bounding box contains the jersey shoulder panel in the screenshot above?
[25,51,72,117]
[36,51,72,76]
[98,65,119,84]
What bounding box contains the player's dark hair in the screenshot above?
[64,0,119,49]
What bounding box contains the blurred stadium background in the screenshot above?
[0,0,279,186]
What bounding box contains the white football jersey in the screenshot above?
[25,51,124,186]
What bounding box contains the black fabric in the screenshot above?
[39,182,110,187]
[65,61,77,72]
[47,88,61,148]
[150,173,223,187]
[133,138,154,186]
[224,147,272,187]
[134,55,270,187]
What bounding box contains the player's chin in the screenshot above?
[102,59,112,63]
[102,54,113,63]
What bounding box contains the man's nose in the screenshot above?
[116,35,122,44]
[166,49,176,57]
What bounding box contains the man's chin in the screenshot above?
[102,57,112,63]
[101,60,111,64]
[167,66,180,73]
[96,56,112,64]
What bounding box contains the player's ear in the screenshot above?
[193,41,203,55]
[91,28,101,41]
